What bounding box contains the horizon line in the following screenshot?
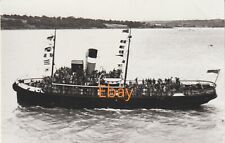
[1,13,224,22]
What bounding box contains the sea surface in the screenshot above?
[1,28,225,143]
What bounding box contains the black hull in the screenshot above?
[13,83,217,109]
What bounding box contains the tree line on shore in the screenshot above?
[1,14,143,29]
[1,14,224,29]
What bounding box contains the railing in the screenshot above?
[52,83,123,88]
[16,78,216,96]
[18,78,216,87]
[16,78,44,93]
[51,84,99,96]
[17,78,43,84]
[126,79,216,86]
[180,80,216,87]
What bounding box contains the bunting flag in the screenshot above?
[44,47,52,52]
[44,53,54,58]
[47,35,54,40]
[44,32,56,75]
[115,29,130,76]
[116,54,123,57]
[120,40,126,43]
[207,69,220,74]
[122,29,129,33]
[118,64,122,67]
[119,50,124,54]
[119,45,125,49]
[44,59,50,65]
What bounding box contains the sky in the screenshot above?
[0,0,224,21]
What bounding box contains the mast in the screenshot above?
[124,29,132,86]
[51,29,56,77]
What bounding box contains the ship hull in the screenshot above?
[13,82,217,109]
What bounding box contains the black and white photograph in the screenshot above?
[1,0,224,143]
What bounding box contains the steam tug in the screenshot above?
[13,29,218,109]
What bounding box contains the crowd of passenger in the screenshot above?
[129,77,212,96]
[29,67,121,89]
[129,77,181,96]
[53,67,85,85]
[27,67,211,95]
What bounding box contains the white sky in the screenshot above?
[1,0,224,21]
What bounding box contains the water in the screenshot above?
[1,28,225,143]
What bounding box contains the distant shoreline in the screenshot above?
[1,14,224,30]
[1,27,224,31]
